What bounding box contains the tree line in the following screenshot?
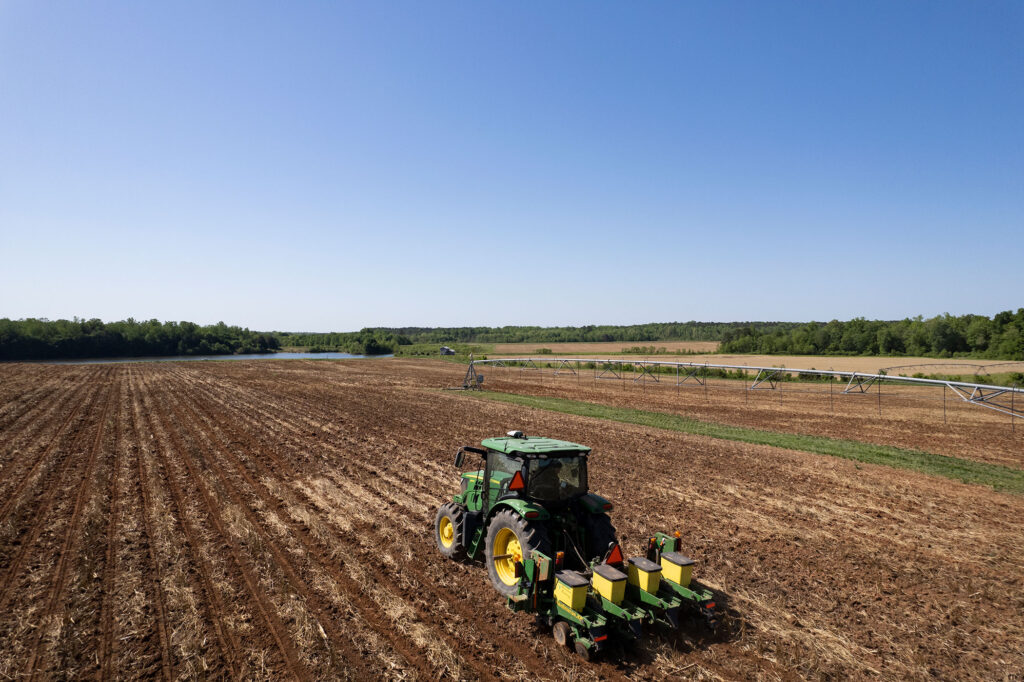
[280,322,799,356]
[0,318,280,361]
[719,311,1024,360]
[362,321,800,344]
[5,314,1022,361]
[277,330,412,356]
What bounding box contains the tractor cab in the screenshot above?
[472,433,591,508]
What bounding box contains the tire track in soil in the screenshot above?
[101,370,169,678]
[171,366,587,681]
[22,368,119,680]
[0,374,111,614]
[0,370,103,525]
[135,370,311,682]
[166,372,468,681]
[124,371,244,680]
[126,369,175,682]
[96,373,122,682]
[94,372,133,679]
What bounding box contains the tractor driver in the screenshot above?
[530,458,563,499]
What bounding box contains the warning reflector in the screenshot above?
[606,544,624,565]
[509,471,525,491]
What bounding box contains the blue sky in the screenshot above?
[1,2,1021,332]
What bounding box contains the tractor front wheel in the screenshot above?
[485,509,552,597]
[435,503,468,561]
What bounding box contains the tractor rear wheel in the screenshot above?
[485,509,552,597]
[435,503,468,561]
[584,513,617,563]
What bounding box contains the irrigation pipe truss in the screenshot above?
[463,357,1024,421]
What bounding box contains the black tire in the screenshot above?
[485,509,552,597]
[574,641,592,661]
[435,503,468,561]
[552,621,572,649]
[583,513,617,563]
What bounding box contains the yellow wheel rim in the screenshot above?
[439,516,455,548]
[493,527,523,586]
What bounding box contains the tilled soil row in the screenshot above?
[0,369,118,679]
[0,364,65,424]
[0,369,105,514]
[0,372,111,609]
[21,369,121,679]
[0,366,78,442]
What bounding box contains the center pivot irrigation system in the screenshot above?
[461,357,1024,422]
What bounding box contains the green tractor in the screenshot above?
[434,431,716,659]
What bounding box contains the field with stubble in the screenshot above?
[1,358,1022,680]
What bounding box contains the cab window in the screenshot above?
[527,456,587,501]
[488,451,520,478]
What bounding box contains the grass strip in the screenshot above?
[468,390,1024,494]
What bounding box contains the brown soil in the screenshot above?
[0,359,1021,680]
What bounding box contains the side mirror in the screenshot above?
[454,449,465,469]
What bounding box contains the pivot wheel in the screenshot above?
[485,509,551,597]
[552,621,572,649]
[434,503,468,561]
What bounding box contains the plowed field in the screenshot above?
[1,359,1021,680]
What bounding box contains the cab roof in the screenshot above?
[481,436,591,457]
